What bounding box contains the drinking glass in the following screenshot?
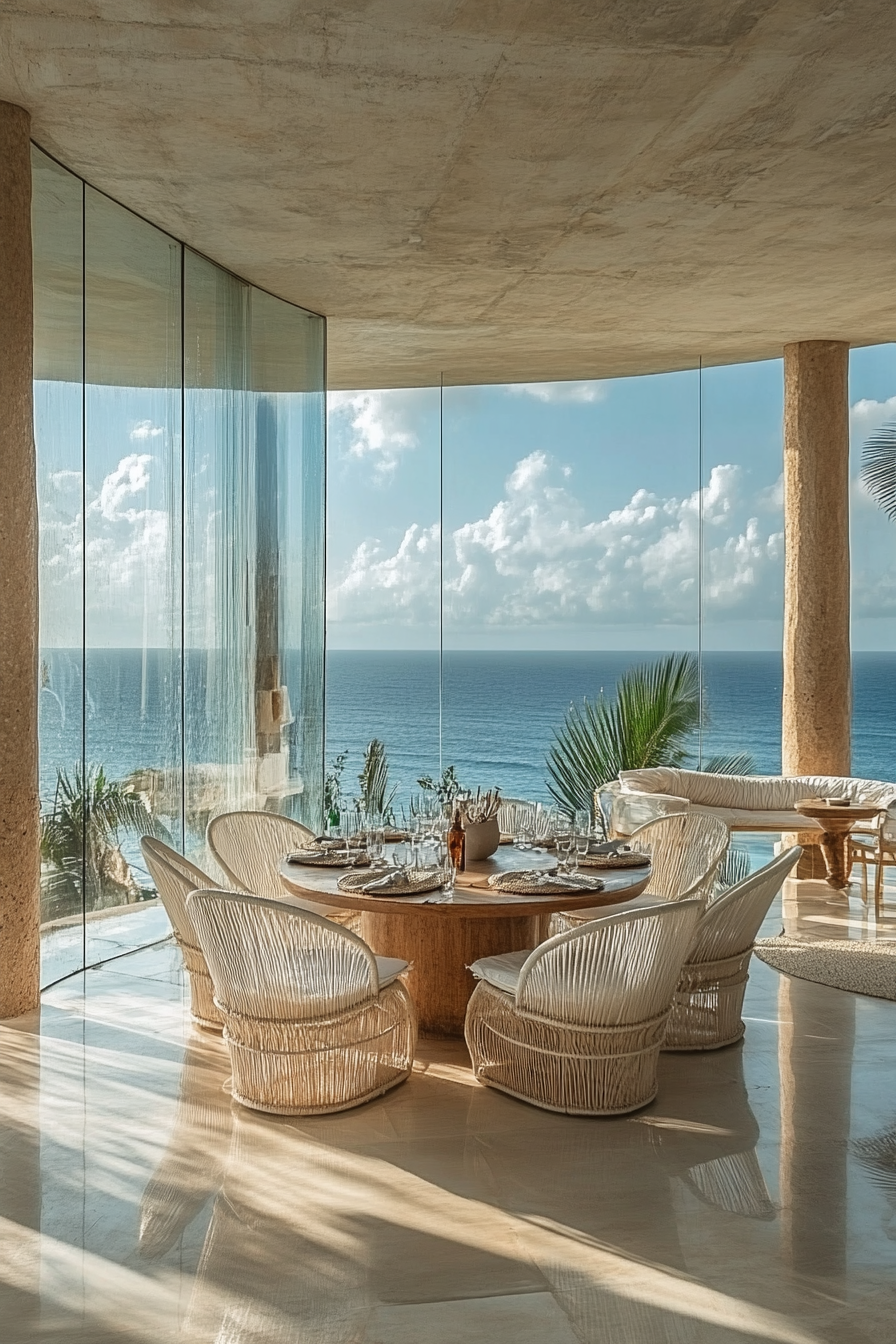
[514,806,534,850]
[392,842,410,872]
[369,827,386,868]
[574,808,591,838]
[555,824,573,873]
[574,829,590,871]
[440,852,456,900]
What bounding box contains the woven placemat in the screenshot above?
[337,867,445,896]
[578,851,649,870]
[487,870,605,895]
[286,850,371,869]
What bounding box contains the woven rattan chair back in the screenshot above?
[140,836,225,1029]
[189,890,380,1018]
[465,901,701,1115]
[206,811,315,899]
[664,845,802,1051]
[516,900,702,1028]
[691,845,802,964]
[188,889,416,1115]
[631,811,730,906]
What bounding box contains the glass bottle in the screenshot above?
[447,808,466,872]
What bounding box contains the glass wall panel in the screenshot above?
[700,358,785,874]
[32,148,85,984]
[33,154,327,984]
[184,254,254,856]
[83,187,182,963]
[848,343,896,781]
[440,372,700,814]
[325,389,441,821]
[249,289,326,828]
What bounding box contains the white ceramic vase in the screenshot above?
[463,817,500,861]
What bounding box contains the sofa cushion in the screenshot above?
[689,805,823,832]
[620,769,896,813]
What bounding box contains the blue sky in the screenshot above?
[34,345,896,652]
[327,346,896,651]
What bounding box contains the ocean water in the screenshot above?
[326,650,896,804]
[39,647,896,817]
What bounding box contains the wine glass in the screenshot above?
[574,828,590,872]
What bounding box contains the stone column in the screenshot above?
[0,102,40,1017]
[782,340,851,781]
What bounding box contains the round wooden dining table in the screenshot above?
[280,846,651,1036]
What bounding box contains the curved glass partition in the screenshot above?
[33,147,325,986]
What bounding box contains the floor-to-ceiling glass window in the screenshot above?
[33,150,326,987]
[33,150,85,985]
[439,372,700,813]
[325,388,441,820]
[849,342,896,781]
[700,358,786,875]
[83,186,184,966]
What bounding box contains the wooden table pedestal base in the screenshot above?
[360,910,551,1036]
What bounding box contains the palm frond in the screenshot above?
[545,653,700,820]
[358,739,398,821]
[701,752,755,776]
[861,421,896,521]
[716,846,751,892]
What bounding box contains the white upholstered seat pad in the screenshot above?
[375,956,408,988]
[564,893,669,921]
[469,949,532,995]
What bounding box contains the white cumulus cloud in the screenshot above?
[328,451,785,631]
[90,453,152,523]
[328,390,418,480]
[506,381,606,404]
[130,419,165,441]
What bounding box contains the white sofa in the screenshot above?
[607,767,896,838]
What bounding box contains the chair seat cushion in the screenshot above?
[565,894,668,921]
[376,956,409,988]
[468,949,532,995]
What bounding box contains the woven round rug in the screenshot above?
[338,867,444,896]
[286,850,371,869]
[487,869,605,895]
[578,851,649,870]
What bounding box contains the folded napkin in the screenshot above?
[543,872,605,890]
[361,869,411,894]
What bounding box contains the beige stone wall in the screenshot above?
[782,340,851,780]
[0,101,40,1016]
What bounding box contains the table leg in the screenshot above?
[819,828,850,889]
[360,911,550,1037]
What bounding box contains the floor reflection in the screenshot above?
[778,971,855,1280]
[0,946,893,1342]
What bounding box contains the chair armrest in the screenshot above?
[611,788,690,837]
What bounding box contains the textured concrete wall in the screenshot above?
[4,5,896,387]
[0,101,40,1017]
[782,340,851,779]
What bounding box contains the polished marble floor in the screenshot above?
[2,887,895,1343]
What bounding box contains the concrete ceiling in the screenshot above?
[3,1,895,389]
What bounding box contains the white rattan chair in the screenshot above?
[188,889,417,1115]
[465,900,701,1116]
[141,836,227,1030]
[555,810,730,933]
[664,845,802,1051]
[207,809,357,927]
